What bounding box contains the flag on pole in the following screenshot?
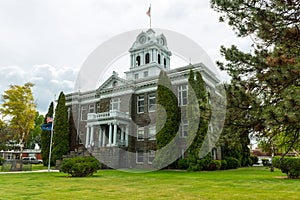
[41,123,53,131]
[46,116,53,123]
[146,5,151,17]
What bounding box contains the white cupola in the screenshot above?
[125,29,172,80]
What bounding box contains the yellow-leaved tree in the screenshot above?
[0,82,36,156]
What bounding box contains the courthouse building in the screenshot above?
[65,29,221,169]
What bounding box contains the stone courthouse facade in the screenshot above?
[66,29,221,169]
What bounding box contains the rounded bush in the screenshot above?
[220,160,227,170]
[61,156,100,177]
[0,157,4,166]
[178,158,189,170]
[273,156,300,179]
[225,157,239,169]
[208,160,221,171]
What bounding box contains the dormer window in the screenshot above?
[136,56,141,66]
[145,53,150,64]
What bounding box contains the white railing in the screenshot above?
[87,111,130,120]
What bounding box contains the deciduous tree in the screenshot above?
[0,83,36,155]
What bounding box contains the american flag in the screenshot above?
[146,5,151,17]
[46,116,53,123]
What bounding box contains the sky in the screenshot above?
[0,0,252,114]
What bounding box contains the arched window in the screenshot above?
[136,56,141,66]
[145,53,150,64]
[164,58,167,68]
[158,54,161,64]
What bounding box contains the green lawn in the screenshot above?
[0,167,299,200]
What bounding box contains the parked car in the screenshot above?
[22,157,43,164]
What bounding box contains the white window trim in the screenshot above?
[110,98,120,111]
[137,126,144,141]
[148,93,156,112]
[148,150,155,164]
[181,122,188,138]
[137,95,145,114]
[136,151,144,164]
[89,104,95,113]
[148,125,156,140]
[178,85,188,106]
[81,106,87,121]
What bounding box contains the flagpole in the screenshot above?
[48,95,56,172]
[150,4,151,28]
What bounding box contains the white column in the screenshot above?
[98,128,102,147]
[121,126,125,145]
[85,126,90,147]
[113,123,117,146]
[125,126,129,147]
[108,123,112,146]
[90,126,94,146]
[102,128,106,147]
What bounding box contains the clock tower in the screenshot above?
[125,29,172,80]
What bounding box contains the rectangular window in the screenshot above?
[137,95,144,113]
[178,85,188,106]
[148,93,156,112]
[110,98,120,111]
[181,122,188,138]
[137,126,144,141]
[136,151,144,164]
[148,125,156,140]
[148,150,155,164]
[134,73,139,79]
[144,71,148,77]
[89,104,95,113]
[81,106,87,121]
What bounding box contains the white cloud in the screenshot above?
[0,64,77,114]
[0,0,253,113]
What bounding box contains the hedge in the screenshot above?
[61,156,100,177]
[273,156,300,179]
[224,157,239,169]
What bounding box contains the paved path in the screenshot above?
[0,169,59,174]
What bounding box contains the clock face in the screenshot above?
[159,38,164,45]
[139,36,146,44]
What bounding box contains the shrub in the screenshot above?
[0,157,4,166]
[225,157,239,169]
[208,160,221,171]
[262,158,271,166]
[220,160,227,170]
[187,155,212,171]
[178,158,189,170]
[272,156,300,179]
[250,155,258,165]
[61,156,100,177]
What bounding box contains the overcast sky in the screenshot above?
[0,0,252,114]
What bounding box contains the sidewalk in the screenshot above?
[0,169,59,174]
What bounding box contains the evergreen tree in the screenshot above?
[186,70,211,170]
[211,0,300,156]
[41,102,53,166]
[153,70,181,169]
[218,84,253,166]
[52,92,70,164]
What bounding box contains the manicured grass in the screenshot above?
[0,167,299,200]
